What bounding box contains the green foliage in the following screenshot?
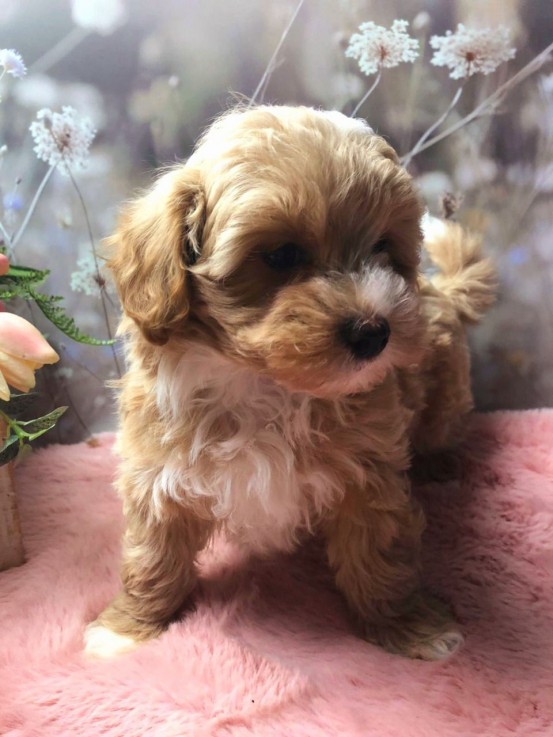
[0,262,113,462]
[2,264,50,283]
[0,263,115,345]
[31,289,114,345]
[0,433,20,465]
[0,406,68,466]
[15,406,68,440]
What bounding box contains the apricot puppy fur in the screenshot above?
[85,106,495,660]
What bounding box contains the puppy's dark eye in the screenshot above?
[262,243,307,271]
[373,237,391,255]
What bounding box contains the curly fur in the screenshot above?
[84,105,496,661]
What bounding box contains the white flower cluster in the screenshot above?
[71,0,127,36]
[430,24,516,79]
[71,253,100,296]
[29,106,96,176]
[0,48,26,79]
[346,20,419,77]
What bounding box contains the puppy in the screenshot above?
[85,105,495,660]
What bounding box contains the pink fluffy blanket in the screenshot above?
[1,411,552,736]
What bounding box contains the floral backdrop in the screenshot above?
[0,0,552,447]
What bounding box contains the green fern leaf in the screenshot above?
[2,264,50,284]
[29,289,115,345]
[0,285,32,300]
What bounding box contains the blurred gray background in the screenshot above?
[1,0,552,443]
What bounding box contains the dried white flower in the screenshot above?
[55,366,75,380]
[330,72,365,104]
[71,253,100,296]
[2,190,22,227]
[430,24,516,80]
[539,73,553,98]
[346,20,419,77]
[454,156,497,189]
[412,12,431,33]
[507,162,553,194]
[29,106,96,175]
[0,48,26,78]
[71,0,127,35]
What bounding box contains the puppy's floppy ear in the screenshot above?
[107,168,205,345]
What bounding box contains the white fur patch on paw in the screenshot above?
[83,623,138,659]
[416,629,464,661]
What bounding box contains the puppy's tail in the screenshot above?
[422,216,497,324]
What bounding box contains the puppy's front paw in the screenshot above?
[83,622,139,659]
[84,591,167,658]
[362,592,463,661]
[408,627,464,661]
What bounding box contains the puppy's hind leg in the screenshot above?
[324,474,463,660]
[85,496,212,658]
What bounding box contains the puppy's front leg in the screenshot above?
[85,495,212,658]
[325,475,463,660]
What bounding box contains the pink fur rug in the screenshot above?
[1,411,552,736]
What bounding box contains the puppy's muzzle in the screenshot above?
[339,317,390,361]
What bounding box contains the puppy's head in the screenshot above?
[109,106,425,396]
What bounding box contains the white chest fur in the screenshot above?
[152,345,346,553]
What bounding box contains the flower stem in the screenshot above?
[59,343,105,384]
[401,39,553,163]
[401,85,464,167]
[249,0,306,107]
[351,69,382,118]
[57,377,92,439]
[66,168,122,379]
[0,409,18,434]
[0,410,9,424]
[30,27,90,74]
[11,165,56,251]
[0,220,12,251]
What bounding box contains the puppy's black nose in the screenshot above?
[339,317,390,360]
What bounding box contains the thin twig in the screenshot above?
[402,85,464,167]
[66,168,122,378]
[509,80,553,229]
[0,220,12,250]
[11,165,55,250]
[257,58,286,104]
[399,31,429,153]
[351,69,382,118]
[59,377,91,438]
[102,288,118,309]
[248,0,306,107]
[400,40,553,163]
[30,27,90,74]
[59,343,105,384]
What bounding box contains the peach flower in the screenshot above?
[0,312,59,401]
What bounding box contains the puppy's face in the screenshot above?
[109,106,425,396]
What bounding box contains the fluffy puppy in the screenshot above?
[85,105,495,660]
